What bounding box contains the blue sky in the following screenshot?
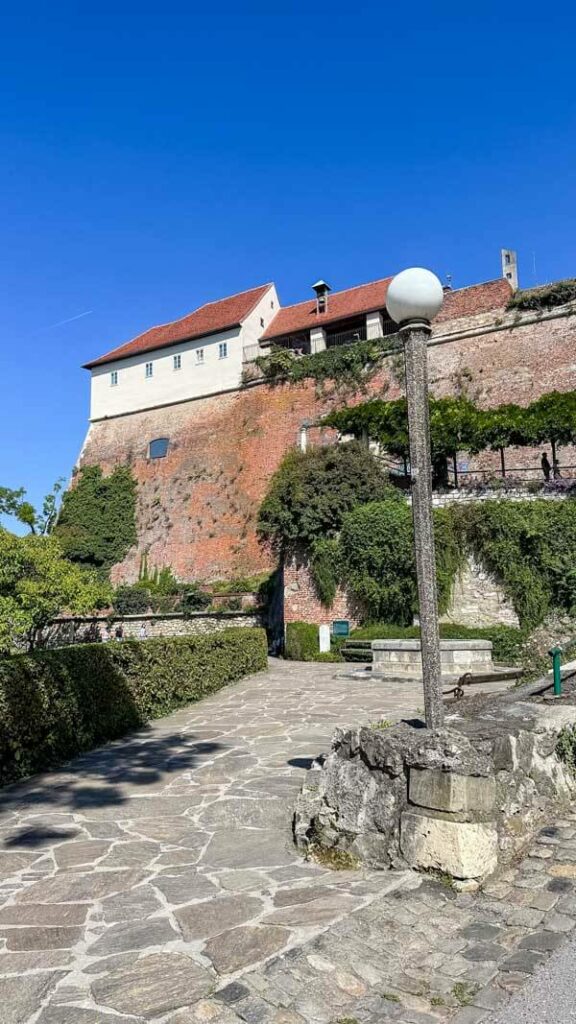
[1,1,575,515]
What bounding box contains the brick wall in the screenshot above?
[77,303,576,584]
[283,553,362,630]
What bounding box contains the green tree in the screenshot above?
[257,441,400,553]
[54,465,137,572]
[0,480,64,535]
[0,531,111,653]
[474,405,532,477]
[527,391,576,473]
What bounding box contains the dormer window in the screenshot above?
[149,437,169,459]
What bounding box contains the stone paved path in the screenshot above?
[0,660,426,1023]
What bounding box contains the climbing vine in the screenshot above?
[55,465,137,574]
[253,336,401,392]
[259,445,576,627]
[507,278,576,313]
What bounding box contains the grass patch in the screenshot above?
[308,845,361,871]
[452,982,480,1006]
[371,718,393,730]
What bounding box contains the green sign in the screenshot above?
[332,620,350,637]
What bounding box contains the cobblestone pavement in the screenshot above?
[2,660,575,1024]
[0,660,425,1023]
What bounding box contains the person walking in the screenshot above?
[114,624,124,642]
[101,624,111,643]
[541,451,551,481]
[139,623,148,640]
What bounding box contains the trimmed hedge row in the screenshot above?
[284,620,525,666]
[0,628,267,786]
[284,622,343,662]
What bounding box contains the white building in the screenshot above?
[84,269,514,426]
[85,283,279,420]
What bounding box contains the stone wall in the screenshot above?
[284,553,519,630]
[431,488,569,507]
[294,696,576,885]
[441,558,520,629]
[43,611,263,648]
[77,300,576,584]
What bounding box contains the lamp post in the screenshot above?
[386,268,445,730]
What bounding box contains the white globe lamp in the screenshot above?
[386,267,444,326]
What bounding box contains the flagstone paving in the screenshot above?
[3,659,575,1024]
[0,659,426,1023]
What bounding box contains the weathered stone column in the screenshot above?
[402,321,444,729]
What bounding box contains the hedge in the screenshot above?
[344,622,526,665]
[0,628,267,786]
[284,622,343,662]
[285,621,526,667]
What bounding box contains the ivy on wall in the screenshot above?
[253,336,401,391]
[507,279,576,313]
[259,445,576,627]
[455,499,576,629]
[55,465,137,574]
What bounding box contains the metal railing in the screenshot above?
[326,324,368,347]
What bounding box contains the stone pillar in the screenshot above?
[310,327,327,353]
[366,310,384,339]
[402,321,444,730]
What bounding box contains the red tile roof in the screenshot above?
[84,284,273,369]
[261,278,392,341]
[261,276,513,341]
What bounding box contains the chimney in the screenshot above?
[312,280,331,315]
[501,249,519,291]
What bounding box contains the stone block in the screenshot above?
[409,769,496,816]
[400,811,498,879]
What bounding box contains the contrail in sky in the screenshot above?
[17,309,94,341]
[44,310,94,330]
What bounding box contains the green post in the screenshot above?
[550,646,562,696]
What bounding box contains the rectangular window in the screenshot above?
[219,342,228,359]
[196,348,204,364]
[110,371,118,386]
[145,362,153,378]
[173,354,181,370]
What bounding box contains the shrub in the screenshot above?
[55,465,137,573]
[507,279,576,312]
[258,442,399,553]
[347,622,526,665]
[285,621,319,661]
[0,628,267,785]
[113,585,151,615]
[338,500,463,624]
[284,622,343,661]
[180,586,212,615]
